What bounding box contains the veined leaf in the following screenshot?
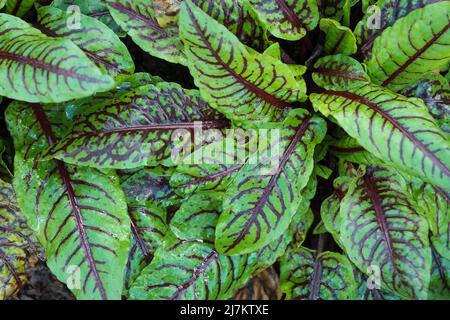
[312,55,370,91]
[319,0,351,22]
[247,0,319,41]
[402,74,450,134]
[193,0,269,51]
[5,0,35,17]
[366,1,450,91]
[51,0,126,37]
[0,180,33,299]
[45,82,226,169]
[216,109,326,255]
[429,245,450,299]
[130,219,295,300]
[0,13,114,103]
[124,200,167,295]
[319,18,357,55]
[36,5,135,81]
[354,269,401,300]
[120,167,180,208]
[416,183,449,260]
[180,0,306,123]
[280,246,357,300]
[339,166,431,299]
[354,0,440,59]
[129,234,253,300]
[310,83,450,190]
[170,135,248,196]
[7,102,131,300]
[170,194,221,242]
[105,0,186,65]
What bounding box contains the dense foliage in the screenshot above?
[0,0,449,300]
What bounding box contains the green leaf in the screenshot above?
[402,74,450,134]
[280,246,357,300]
[51,0,126,37]
[7,102,131,300]
[129,234,254,300]
[416,183,449,260]
[339,166,431,299]
[193,0,270,51]
[170,194,221,242]
[354,0,439,59]
[429,246,450,299]
[0,13,114,103]
[312,55,370,91]
[0,0,5,10]
[180,0,306,123]
[120,167,180,208]
[0,179,34,300]
[366,2,450,91]
[105,0,186,65]
[247,0,319,41]
[216,109,326,255]
[327,133,384,166]
[5,0,35,17]
[36,5,134,81]
[124,200,167,295]
[319,0,352,22]
[319,18,357,55]
[45,82,225,169]
[310,83,450,190]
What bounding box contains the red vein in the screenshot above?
[382,20,450,86]
[185,2,290,109]
[33,104,108,300]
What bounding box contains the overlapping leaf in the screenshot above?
[36,5,134,81]
[180,0,306,122]
[366,1,450,91]
[193,0,269,51]
[310,83,450,190]
[354,0,440,59]
[339,166,431,299]
[0,180,35,300]
[312,55,370,91]
[5,0,35,17]
[402,74,450,134]
[51,0,126,37]
[0,13,114,103]
[416,183,449,260]
[105,0,186,65]
[248,0,319,41]
[280,246,357,300]
[215,109,326,255]
[45,82,226,169]
[7,102,131,300]
[429,246,450,299]
[319,18,356,55]
[124,199,167,295]
[170,194,221,241]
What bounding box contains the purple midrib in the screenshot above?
[275,0,304,29]
[106,1,169,36]
[382,20,450,87]
[362,173,396,262]
[224,117,312,252]
[178,165,243,188]
[185,3,290,109]
[0,248,23,290]
[129,213,152,263]
[170,251,218,299]
[323,90,450,179]
[33,104,108,300]
[0,51,107,84]
[33,21,128,74]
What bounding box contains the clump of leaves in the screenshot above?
[0,0,449,300]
